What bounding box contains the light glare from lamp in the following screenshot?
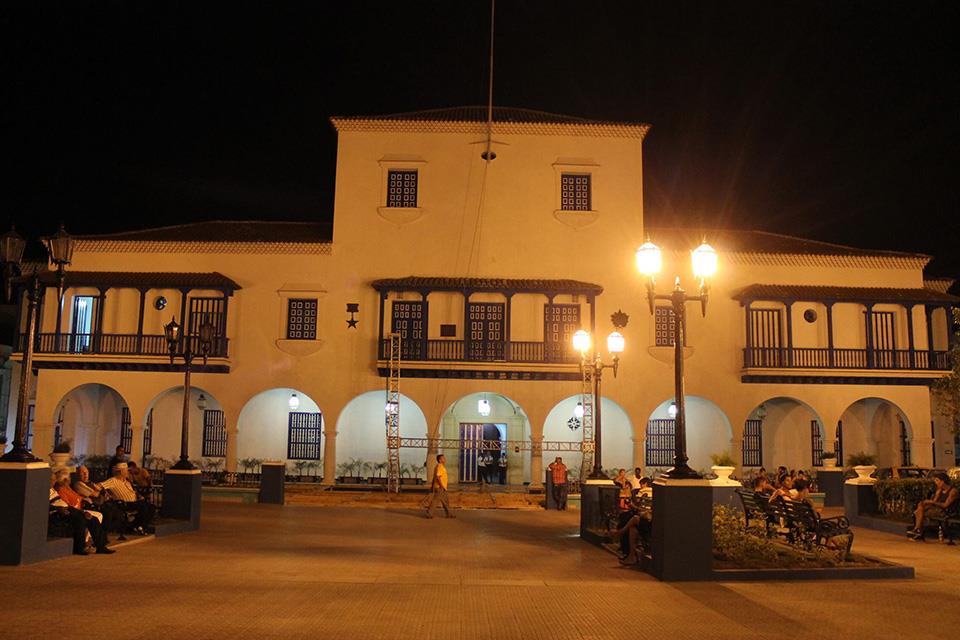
[478,398,491,417]
[691,242,718,279]
[574,402,584,419]
[635,241,662,276]
[196,393,207,411]
[572,329,591,354]
[288,393,300,410]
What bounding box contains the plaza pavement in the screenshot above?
[3,501,959,639]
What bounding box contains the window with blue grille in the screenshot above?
[287,298,318,340]
[655,306,680,347]
[202,410,226,458]
[386,169,418,208]
[560,173,591,211]
[287,412,323,460]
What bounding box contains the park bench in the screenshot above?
[735,488,779,531]
[736,488,853,553]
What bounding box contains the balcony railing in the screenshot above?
[18,333,230,358]
[743,346,951,371]
[378,338,579,364]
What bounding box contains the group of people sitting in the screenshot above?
[609,467,654,565]
[49,447,157,556]
[750,466,815,505]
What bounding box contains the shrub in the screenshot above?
[52,438,72,454]
[712,505,779,566]
[710,451,736,467]
[847,452,876,466]
[874,477,960,518]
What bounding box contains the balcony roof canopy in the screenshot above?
[27,270,241,292]
[733,283,958,305]
[372,276,603,296]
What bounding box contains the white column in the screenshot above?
[322,428,337,485]
[529,434,544,488]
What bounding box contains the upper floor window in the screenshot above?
[386,169,418,208]
[655,306,677,347]
[287,299,318,340]
[560,173,591,211]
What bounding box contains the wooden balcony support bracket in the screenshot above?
[905,303,916,369]
[826,302,835,368]
[785,300,794,367]
[136,288,147,353]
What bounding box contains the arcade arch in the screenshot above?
[52,383,129,457]
[646,396,732,473]
[237,388,322,466]
[335,390,427,477]
[439,392,530,485]
[145,386,223,464]
[743,397,824,470]
[543,395,633,475]
[838,397,913,468]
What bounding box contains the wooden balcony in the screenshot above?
[18,333,230,358]
[377,338,579,365]
[743,346,950,371]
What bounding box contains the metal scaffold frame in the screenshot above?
[397,438,584,452]
[385,333,402,493]
[579,364,595,482]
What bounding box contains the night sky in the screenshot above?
[3,2,958,278]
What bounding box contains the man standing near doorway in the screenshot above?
[425,454,454,519]
[548,456,568,510]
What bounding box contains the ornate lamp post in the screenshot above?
[572,325,625,480]
[0,225,74,463]
[164,316,215,470]
[636,239,717,479]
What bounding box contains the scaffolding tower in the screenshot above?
[579,363,595,482]
[385,333,402,493]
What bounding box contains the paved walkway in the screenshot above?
[3,503,959,639]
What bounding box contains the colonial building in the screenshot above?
[4,107,957,485]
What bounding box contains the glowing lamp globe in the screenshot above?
[288,393,300,410]
[691,242,718,279]
[572,329,591,354]
[667,401,678,419]
[478,398,491,417]
[635,241,662,276]
[574,402,584,419]
[607,331,625,354]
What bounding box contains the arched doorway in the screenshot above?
[839,398,913,468]
[52,383,130,458]
[543,395,633,476]
[646,397,732,473]
[744,397,825,470]
[335,391,427,483]
[439,392,530,486]
[237,388,323,474]
[146,386,224,466]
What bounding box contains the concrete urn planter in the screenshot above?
[49,452,71,469]
[710,465,739,487]
[852,465,877,484]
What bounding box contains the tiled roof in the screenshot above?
[646,227,930,260]
[372,276,603,295]
[332,106,648,127]
[32,271,241,291]
[78,221,332,244]
[733,284,958,304]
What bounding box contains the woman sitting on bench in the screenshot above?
[908,472,958,540]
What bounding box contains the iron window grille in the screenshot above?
[742,419,763,467]
[287,411,323,460]
[286,298,318,340]
[202,409,227,458]
[143,409,153,456]
[654,305,681,347]
[120,407,133,453]
[560,173,591,211]
[386,169,418,208]
[646,419,675,467]
[811,420,824,466]
[899,420,911,466]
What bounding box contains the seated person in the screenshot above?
[608,495,652,565]
[769,475,796,503]
[628,467,644,494]
[752,475,774,495]
[51,473,114,555]
[73,465,124,533]
[108,445,127,473]
[128,461,153,488]
[909,472,959,539]
[635,477,653,498]
[100,462,155,534]
[613,468,632,508]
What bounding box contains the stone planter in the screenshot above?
[710,465,739,487]
[821,456,839,469]
[49,452,71,470]
[848,465,877,485]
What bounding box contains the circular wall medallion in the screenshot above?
[803,309,817,323]
[154,296,167,311]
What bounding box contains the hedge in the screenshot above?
[873,478,960,518]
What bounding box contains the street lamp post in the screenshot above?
[572,326,625,480]
[164,316,215,471]
[636,239,717,479]
[0,225,74,463]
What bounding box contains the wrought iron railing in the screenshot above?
[19,333,229,358]
[379,338,579,364]
[743,346,950,371]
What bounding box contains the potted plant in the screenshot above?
[821,451,839,468]
[369,461,388,485]
[847,452,877,483]
[50,439,72,469]
[710,451,738,486]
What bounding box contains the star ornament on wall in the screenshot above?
[346,303,359,328]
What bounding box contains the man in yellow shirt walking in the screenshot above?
[425,454,454,519]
